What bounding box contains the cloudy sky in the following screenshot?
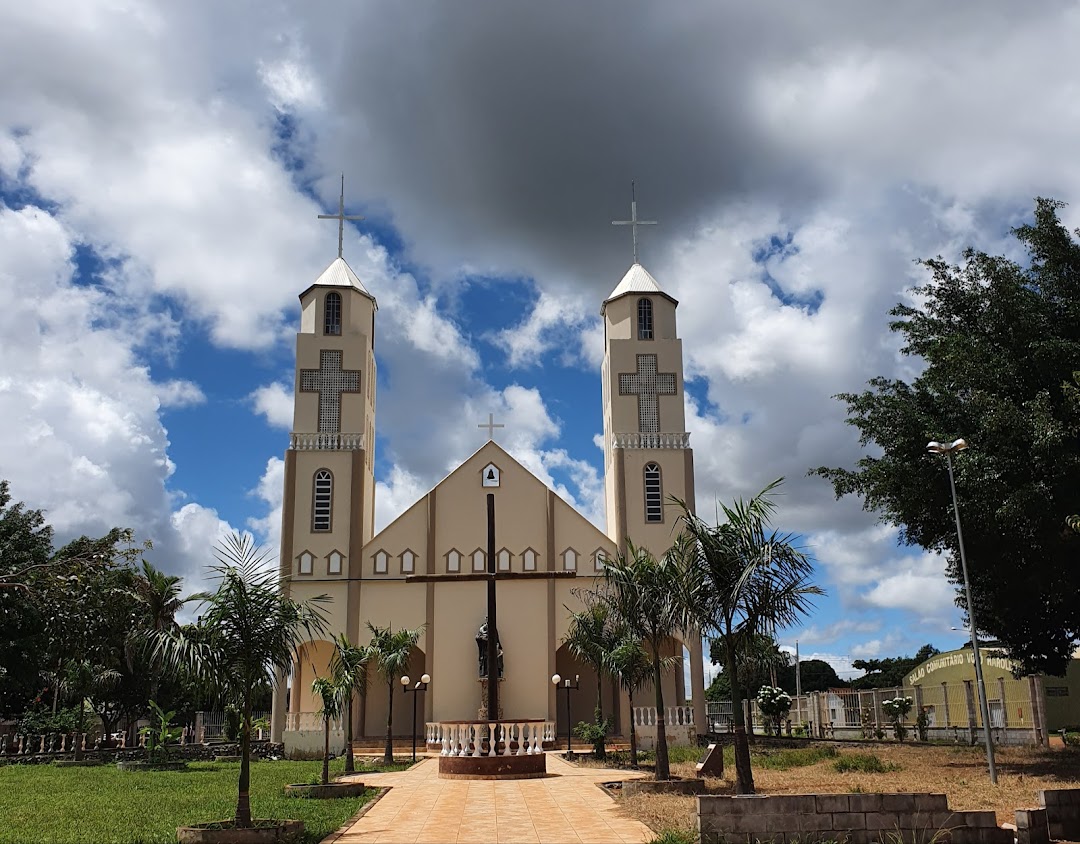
[3,0,1079,680]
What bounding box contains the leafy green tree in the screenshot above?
[677,480,822,794]
[850,644,940,689]
[708,632,791,700]
[599,536,697,781]
[778,658,848,694]
[814,198,1080,675]
[0,481,52,716]
[330,634,370,774]
[310,676,343,786]
[152,533,327,829]
[366,622,424,764]
[563,594,618,759]
[59,660,120,760]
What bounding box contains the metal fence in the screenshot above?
[194,711,271,743]
[706,676,1050,746]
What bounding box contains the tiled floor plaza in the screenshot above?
[325,753,654,844]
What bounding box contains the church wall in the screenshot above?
[290,580,350,647]
[357,582,428,648]
[620,447,692,556]
[605,339,686,434]
[362,646,425,739]
[293,639,337,714]
[361,496,428,577]
[288,450,356,578]
[552,498,614,576]
[604,294,678,342]
[432,581,489,720]
[496,581,552,720]
[293,333,370,435]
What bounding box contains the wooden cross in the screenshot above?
[318,174,365,259]
[300,350,361,433]
[478,413,505,440]
[619,353,676,433]
[612,180,657,264]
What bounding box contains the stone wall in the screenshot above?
[698,793,1012,844]
[0,741,283,766]
[1039,788,1080,842]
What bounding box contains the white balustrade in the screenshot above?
[612,432,691,450]
[289,432,365,451]
[425,720,554,757]
[632,705,695,729]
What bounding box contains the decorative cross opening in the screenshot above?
[300,350,361,433]
[478,413,505,440]
[318,174,365,259]
[619,354,676,433]
[612,180,657,264]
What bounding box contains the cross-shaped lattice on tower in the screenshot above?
[300,350,361,433]
[619,354,676,433]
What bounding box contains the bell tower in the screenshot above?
[271,182,377,742]
[601,262,695,557]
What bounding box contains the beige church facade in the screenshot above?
[269,253,707,748]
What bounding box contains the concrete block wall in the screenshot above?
[1038,788,1080,842]
[698,793,1012,844]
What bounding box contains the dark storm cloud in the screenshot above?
[310,0,1062,290]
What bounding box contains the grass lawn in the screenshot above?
[0,757,394,844]
[605,741,1080,840]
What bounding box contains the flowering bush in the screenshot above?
[881,696,913,741]
[757,685,792,736]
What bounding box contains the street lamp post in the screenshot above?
[400,673,431,763]
[927,438,998,784]
[551,673,579,754]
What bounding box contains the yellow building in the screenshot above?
[268,247,707,751]
[905,647,1080,740]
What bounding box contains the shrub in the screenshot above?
[882,697,914,741]
[1064,732,1080,747]
[757,685,793,736]
[573,720,611,756]
[833,752,899,773]
[649,830,697,844]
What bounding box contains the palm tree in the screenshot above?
[366,622,424,764]
[677,479,822,795]
[152,533,327,829]
[132,559,201,634]
[311,676,344,785]
[330,635,370,774]
[599,536,698,781]
[60,660,120,761]
[562,595,618,758]
[605,633,656,769]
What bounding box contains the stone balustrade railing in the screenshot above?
[632,705,695,728]
[284,712,344,732]
[289,432,365,451]
[612,432,691,450]
[425,720,555,757]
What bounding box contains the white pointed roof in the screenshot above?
[601,262,678,314]
[300,257,377,308]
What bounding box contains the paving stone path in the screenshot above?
[325,753,654,843]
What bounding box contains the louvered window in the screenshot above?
[644,463,663,523]
[313,470,332,531]
[324,292,342,335]
[638,298,653,340]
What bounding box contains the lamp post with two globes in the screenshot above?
[550,673,579,754]
[400,673,430,763]
[927,438,997,784]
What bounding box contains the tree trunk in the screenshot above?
[384,681,394,764]
[344,694,355,773]
[628,690,638,769]
[75,698,85,762]
[595,671,606,760]
[726,641,755,794]
[322,715,330,785]
[652,649,669,781]
[235,697,253,828]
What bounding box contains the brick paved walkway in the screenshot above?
[324,753,654,843]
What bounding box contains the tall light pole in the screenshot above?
[400,673,430,763]
[927,438,997,784]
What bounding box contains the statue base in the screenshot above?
[477,677,504,720]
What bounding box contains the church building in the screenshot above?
[269,208,707,749]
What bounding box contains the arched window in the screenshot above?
[497,549,511,571]
[401,550,416,574]
[373,550,388,574]
[312,470,333,531]
[522,548,538,571]
[324,291,342,336]
[446,549,461,573]
[637,297,653,340]
[644,463,663,523]
[562,548,577,571]
[472,549,486,572]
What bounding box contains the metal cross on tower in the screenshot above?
[318,174,365,259]
[619,353,676,433]
[300,350,361,433]
[612,180,657,264]
[477,413,505,440]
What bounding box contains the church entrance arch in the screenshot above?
[362,645,427,740]
[292,639,337,716]
[553,643,621,740]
